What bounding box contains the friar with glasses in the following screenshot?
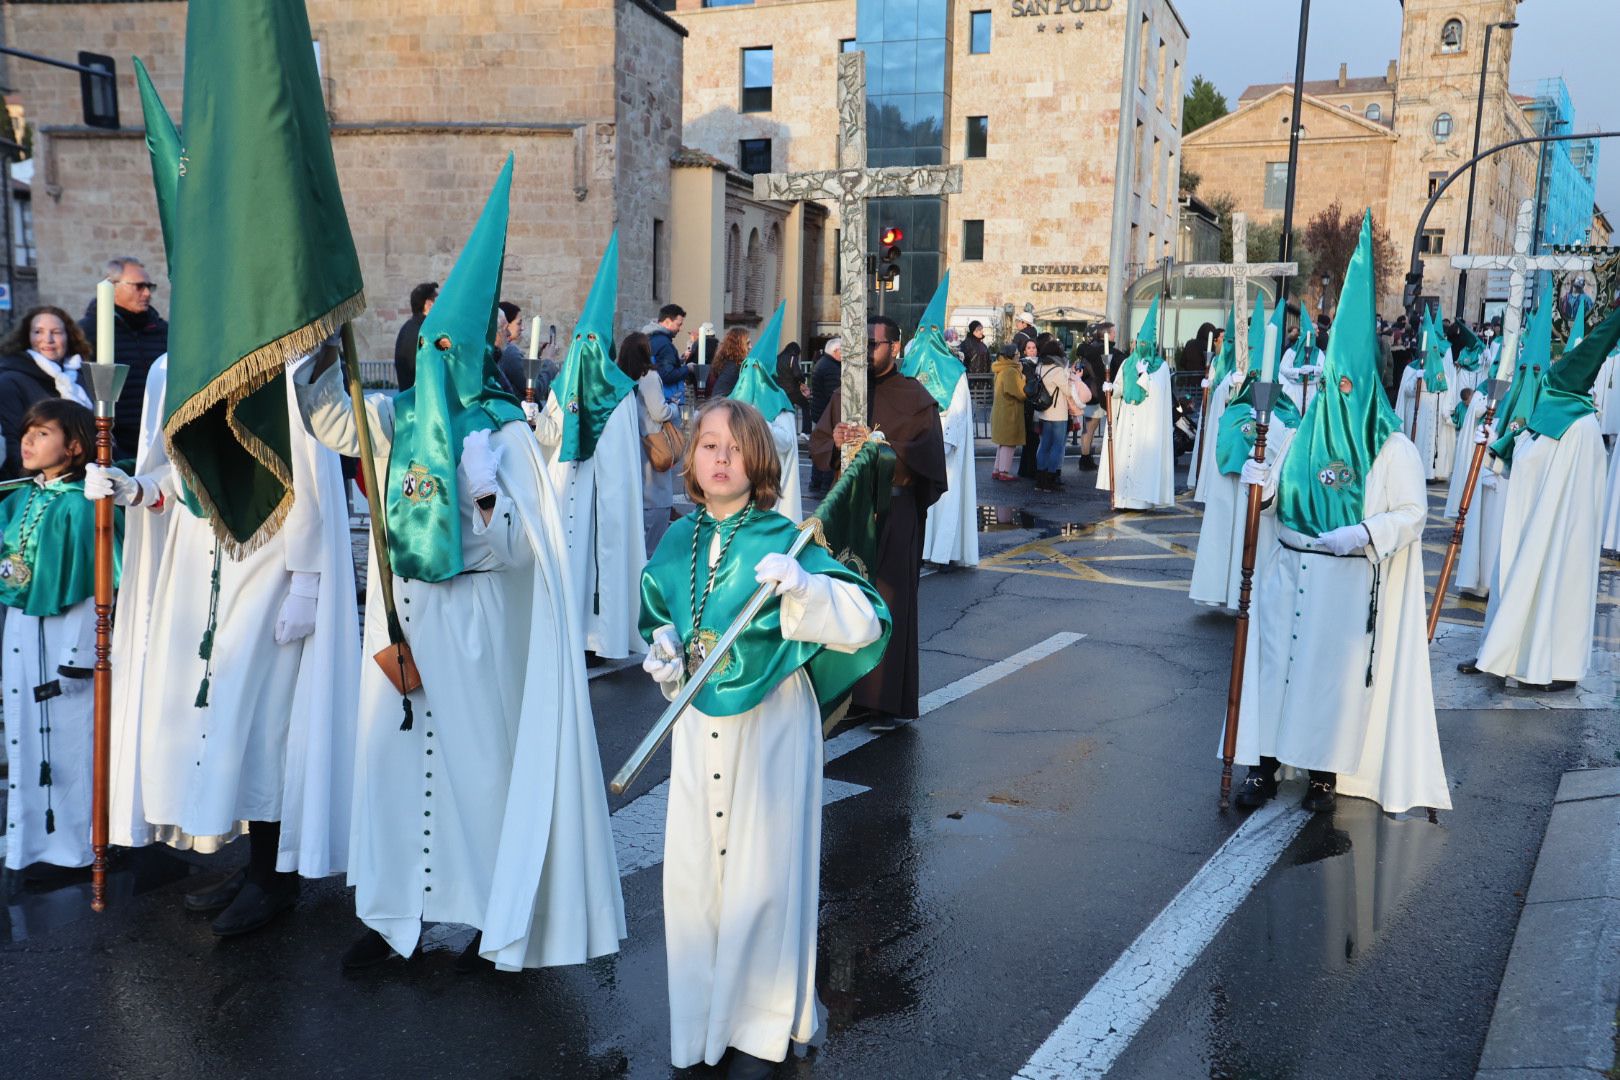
[809,313,946,732]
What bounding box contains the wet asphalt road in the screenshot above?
[0,450,1610,1080]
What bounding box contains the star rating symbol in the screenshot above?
[1055,22,1064,32]
[1075,18,1084,29]
[1036,21,1045,31]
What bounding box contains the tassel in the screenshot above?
[197,627,214,662]
[398,694,414,732]
[195,677,211,708]
[38,759,50,787]
[44,808,55,834]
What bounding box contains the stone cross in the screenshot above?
[1451,199,1593,390]
[754,52,963,427]
[1179,213,1297,379]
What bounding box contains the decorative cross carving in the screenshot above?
[753,52,963,424]
[1179,213,1297,377]
[1451,199,1593,380]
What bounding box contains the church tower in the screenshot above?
[1385,0,1537,320]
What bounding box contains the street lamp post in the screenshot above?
[1454,19,1518,321]
[1275,0,1312,304]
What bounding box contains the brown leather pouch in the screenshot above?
[373,641,423,696]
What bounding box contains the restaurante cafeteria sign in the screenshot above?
[1022,263,1106,293]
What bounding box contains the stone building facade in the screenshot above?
[1,0,686,355]
[1184,0,1549,319]
[673,0,1188,343]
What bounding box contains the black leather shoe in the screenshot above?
[183,868,246,914]
[341,928,412,971]
[1233,763,1280,810]
[1456,660,1482,675]
[1302,771,1337,814]
[454,932,495,974]
[727,1049,779,1080]
[210,875,299,937]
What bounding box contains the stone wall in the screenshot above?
[4,0,681,351]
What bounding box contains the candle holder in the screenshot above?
[523,354,546,404]
[1250,379,1280,426]
[82,363,129,418]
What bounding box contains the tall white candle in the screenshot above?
[95,279,115,365]
[1420,329,1429,355]
[1103,332,1111,356]
[528,314,541,360]
[1263,322,1280,382]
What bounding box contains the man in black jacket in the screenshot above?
[807,336,842,494]
[79,257,168,454]
[392,281,438,390]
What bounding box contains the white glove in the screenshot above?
[1317,523,1371,557]
[1102,382,1115,394]
[84,463,142,506]
[642,625,685,685]
[1481,471,1499,491]
[521,399,541,425]
[1239,459,1272,488]
[1199,378,1210,389]
[459,429,504,499]
[1474,423,1490,445]
[753,552,812,600]
[273,572,320,644]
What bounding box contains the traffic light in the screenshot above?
[1401,270,1424,324]
[77,52,118,130]
[878,226,903,292]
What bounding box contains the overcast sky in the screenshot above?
[1179,0,1620,216]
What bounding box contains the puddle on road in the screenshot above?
[976,506,1091,537]
[2,844,204,944]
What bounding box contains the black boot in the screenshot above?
[211,821,298,937]
[727,1049,779,1080]
[1078,452,1097,471]
[1456,659,1482,675]
[1302,770,1337,814]
[341,927,411,971]
[183,867,246,914]
[454,931,495,974]
[1233,757,1280,810]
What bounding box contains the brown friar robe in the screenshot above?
[810,366,948,718]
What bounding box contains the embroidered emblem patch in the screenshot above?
[401,463,439,503]
[1241,420,1257,440]
[1338,375,1354,394]
[1317,460,1355,487]
[568,400,581,414]
[836,547,869,579]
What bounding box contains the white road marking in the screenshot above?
[613,631,1087,878]
[1013,798,1310,1080]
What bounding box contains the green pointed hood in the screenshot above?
[1207,307,1237,387]
[1246,294,1270,376]
[1490,285,1554,466]
[1277,212,1401,537]
[1292,305,1315,368]
[134,57,181,267]
[1120,295,1164,404]
[1421,305,1449,392]
[1216,369,1303,475]
[1527,302,1620,441]
[899,271,966,411]
[384,155,523,584]
[729,301,794,419]
[1452,320,1485,372]
[551,230,636,462]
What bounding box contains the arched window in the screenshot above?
[726,224,742,306]
[744,228,762,313]
[1433,112,1453,141]
[1365,102,1382,122]
[1440,18,1464,54]
[765,222,782,311]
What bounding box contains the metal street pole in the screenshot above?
[1275,0,1312,304]
[1455,20,1517,320]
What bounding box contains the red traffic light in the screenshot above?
[880,226,904,247]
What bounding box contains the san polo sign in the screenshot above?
[1009,0,1112,18]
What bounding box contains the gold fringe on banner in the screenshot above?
[162,290,367,558]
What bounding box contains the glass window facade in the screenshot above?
[854,0,951,332]
[741,47,773,113]
[738,138,772,175]
[969,11,991,54]
[966,115,987,159]
[962,219,984,261]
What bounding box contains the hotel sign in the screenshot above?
[1010,0,1113,16]
[1022,263,1107,293]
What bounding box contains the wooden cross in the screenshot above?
[753,52,963,425]
[1451,199,1592,385]
[1179,214,1297,378]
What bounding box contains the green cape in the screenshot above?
[1216,371,1303,476]
[639,508,891,718]
[899,271,966,412]
[1120,295,1164,405]
[1452,320,1485,372]
[551,231,636,462]
[0,480,122,617]
[162,0,365,554]
[1420,306,1449,392]
[1276,212,1401,537]
[728,301,794,420]
[385,156,524,584]
[1526,302,1620,441]
[1489,289,1554,466]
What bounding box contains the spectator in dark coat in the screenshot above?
[808,337,841,494]
[393,281,438,390]
[706,327,748,400]
[0,307,97,479]
[776,341,811,432]
[961,320,991,374]
[647,303,695,406]
[79,257,167,454]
